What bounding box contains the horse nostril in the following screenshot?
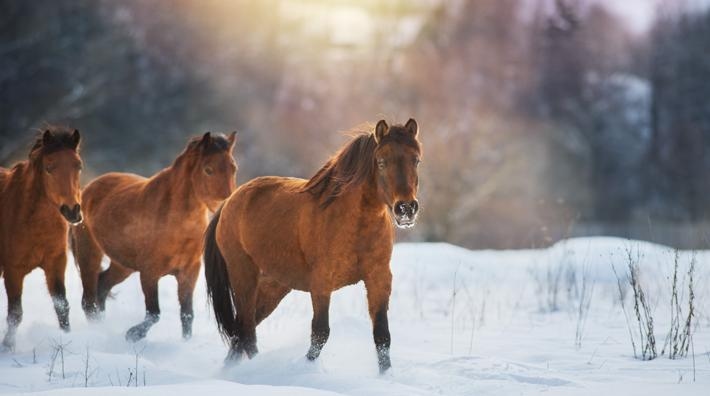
[394,201,406,217]
[410,200,419,214]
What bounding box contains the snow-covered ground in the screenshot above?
[0,237,708,395]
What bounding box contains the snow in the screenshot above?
[1,237,708,395]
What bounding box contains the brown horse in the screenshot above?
[71,132,237,341]
[0,128,83,351]
[204,119,421,373]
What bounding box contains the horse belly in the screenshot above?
[331,266,363,290]
[249,248,311,291]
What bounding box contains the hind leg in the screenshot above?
[224,250,259,360]
[42,252,71,332]
[255,277,291,325]
[2,269,26,351]
[97,261,134,312]
[71,225,104,320]
[125,273,160,342]
[176,263,199,340]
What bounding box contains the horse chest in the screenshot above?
[1,209,65,269]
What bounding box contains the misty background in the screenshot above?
[1,0,709,249]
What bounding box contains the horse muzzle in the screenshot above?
[393,200,419,229]
[60,204,83,225]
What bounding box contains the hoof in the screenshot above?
[378,356,392,374]
[306,349,320,361]
[125,325,149,342]
[224,348,244,364]
[181,314,193,341]
[244,344,258,359]
[83,305,103,323]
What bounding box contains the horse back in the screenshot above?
[81,172,147,212]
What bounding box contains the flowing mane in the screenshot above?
[302,124,420,207]
[302,132,377,207]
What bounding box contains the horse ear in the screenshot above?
[71,129,81,149]
[375,120,389,143]
[200,132,212,148]
[228,131,237,150]
[42,130,53,145]
[405,118,418,136]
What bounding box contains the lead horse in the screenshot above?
[72,132,237,341]
[204,119,422,373]
[0,128,83,351]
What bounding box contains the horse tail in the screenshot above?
[204,206,238,343]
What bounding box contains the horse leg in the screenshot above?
[306,292,331,361]
[365,270,393,373]
[71,225,103,320]
[97,261,133,312]
[255,277,291,325]
[43,253,70,332]
[225,254,259,360]
[1,270,26,351]
[125,273,160,342]
[176,263,200,340]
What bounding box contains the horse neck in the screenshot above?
[147,161,205,214]
[5,161,54,214]
[338,171,387,216]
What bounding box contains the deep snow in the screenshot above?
[0,238,708,395]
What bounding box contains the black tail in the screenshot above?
[204,206,238,343]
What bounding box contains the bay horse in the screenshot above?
[71,132,237,341]
[0,128,83,351]
[204,119,421,373]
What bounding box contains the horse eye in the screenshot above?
[413,158,421,167]
[45,165,55,174]
[204,166,214,176]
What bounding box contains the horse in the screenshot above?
[71,132,237,341]
[0,128,83,351]
[204,118,421,373]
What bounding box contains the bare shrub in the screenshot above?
[612,246,657,360]
[574,265,595,349]
[531,261,567,312]
[662,251,696,359]
[47,337,71,381]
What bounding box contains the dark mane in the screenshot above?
[302,124,420,207]
[29,126,79,164]
[174,133,232,166]
[186,133,232,155]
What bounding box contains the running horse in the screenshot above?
[0,128,83,351]
[204,119,421,373]
[72,132,237,341]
